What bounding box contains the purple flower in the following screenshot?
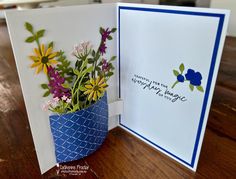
[48,66,71,98]
[102,28,111,41]
[99,28,112,55]
[185,69,202,86]
[102,59,109,72]
[99,43,107,55]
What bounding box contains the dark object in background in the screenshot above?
[0,5,16,9]
[160,0,196,7]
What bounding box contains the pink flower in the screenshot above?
[53,97,60,102]
[61,95,67,101]
[66,98,72,103]
[71,44,82,57]
[46,100,53,105]
[72,41,92,57]
[43,99,59,110]
[81,41,92,49]
[42,104,49,112]
[75,44,83,53]
[51,101,58,108]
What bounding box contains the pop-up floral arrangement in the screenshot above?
[25,22,116,163]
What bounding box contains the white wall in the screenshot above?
[102,0,160,4]
[196,0,210,7]
[211,0,236,37]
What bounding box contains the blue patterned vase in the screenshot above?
[49,93,108,163]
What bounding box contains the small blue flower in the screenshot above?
[177,74,184,82]
[185,69,202,86]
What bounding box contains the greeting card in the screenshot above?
[5,3,229,173]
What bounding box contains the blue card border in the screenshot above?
[118,6,225,168]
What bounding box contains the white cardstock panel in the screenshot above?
[6,3,118,174]
[118,3,229,171]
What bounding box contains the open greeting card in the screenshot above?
[5,3,229,174]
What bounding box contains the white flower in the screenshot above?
[71,50,76,56]
[53,97,60,102]
[61,95,67,101]
[74,44,83,53]
[71,44,82,56]
[51,100,59,108]
[66,98,72,103]
[81,41,90,49]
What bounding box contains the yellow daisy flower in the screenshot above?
[84,77,108,101]
[29,44,58,74]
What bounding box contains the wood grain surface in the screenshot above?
[0,21,235,178]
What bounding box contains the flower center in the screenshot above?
[41,56,49,64]
[93,85,99,91]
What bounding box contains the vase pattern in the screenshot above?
[49,93,108,163]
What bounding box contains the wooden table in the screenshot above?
[0,0,55,9]
[0,21,235,178]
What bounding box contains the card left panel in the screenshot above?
[5,3,117,174]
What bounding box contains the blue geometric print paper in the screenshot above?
[49,93,108,163]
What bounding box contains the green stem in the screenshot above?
[30,30,41,54]
[92,39,103,78]
[72,60,86,96]
[171,81,179,89]
[76,73,87,108]
[71,76,80,106]
[35,38,41,53]
[71,59,88,109]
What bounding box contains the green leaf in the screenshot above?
[189,84,194,91]
[109,63,115,70]
[173,70,179,76]
[43,91,50,97]
[25,22,33,33]
[72,104,79,111]
[61,83,70,89]
[110,56,116,62]
[36,29,45,38]
[99,27,104,34]
[179,63,185,73]
[111,28,117,33]
[58,50,64,56]
[41,84,48,89]
[55,51,74,84]
[91,50,96,57]
[73,69,81,76]
[25,36,35,43]
[196,86,204,92]
[107,36,112,40]
[79,86,87,91]
[98,61,103,66]
[48,41,54,48]
[95,66,101,71]
[83,66,93,74]
[97,70,102,76]
[75,60,82,69]
[107,72,114,77]
[88,58,94,64]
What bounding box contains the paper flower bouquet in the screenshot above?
[24,22,116,163]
